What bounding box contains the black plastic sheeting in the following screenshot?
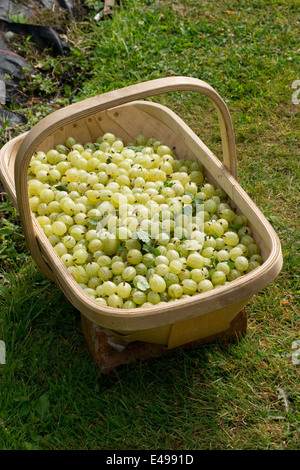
[0,0,73,125]
[0,19,70,56]
[0,35,28,81]
[0,1,117,127]
[0,106,26,125]
[40,0,74,16]
[0,0,74,20]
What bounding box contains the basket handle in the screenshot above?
[14,76,237,280]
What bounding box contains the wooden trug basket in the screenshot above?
[0,77,283,350]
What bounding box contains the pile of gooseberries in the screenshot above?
[27,132,263,309]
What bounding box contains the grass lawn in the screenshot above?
[0,0,299,450]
